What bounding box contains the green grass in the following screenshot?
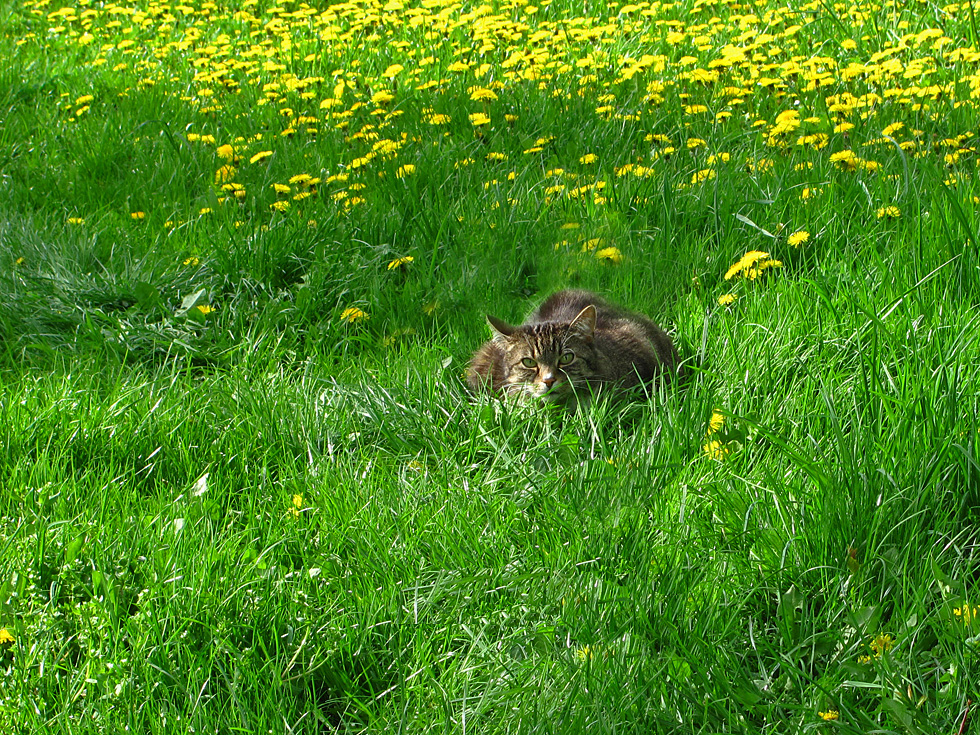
[1,0,979,731]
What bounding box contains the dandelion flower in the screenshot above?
[724,250,769,280]
[787,230,810,247]
[67,217,85,225]
[249,150,273,164]
[468,87,498,102]
[0,628,13,645]
[387,256,414,270]
[876,206,901,219]
[216,144,236,160]
[195,304,213,315]
[381,64,404,79]
[340,306,369,323]
[703,439,730,460]
[130,211,146,220]
[708,411,725,433]
[594,247,623,264]
[183,257,200,266]
[396,164,416,178]
[869,633,894,656]
[818,711,839,721]
[469,112,491,127]
[829,150,859,171]
[718,293,737,306]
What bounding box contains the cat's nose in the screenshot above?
[542,374,557,388]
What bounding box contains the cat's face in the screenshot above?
[488,305,596,403]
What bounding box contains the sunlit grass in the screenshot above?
[1,0,979,732]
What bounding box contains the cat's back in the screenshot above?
[528,289,612,324]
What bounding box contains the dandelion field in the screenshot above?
[2,0,980,730]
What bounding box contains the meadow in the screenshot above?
[1,0,980,731]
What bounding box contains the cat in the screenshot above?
[466,289,678,407]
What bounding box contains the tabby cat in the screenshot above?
[466,289,678,406]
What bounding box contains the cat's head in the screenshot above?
[486,305,596,403]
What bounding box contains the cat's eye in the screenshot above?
[520,357,537,368]
[558,351,575,366]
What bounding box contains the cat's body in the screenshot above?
[466,289,678,406]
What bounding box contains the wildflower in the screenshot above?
[869,633,895,657]
[67,217,85,225]
[595,247,623,264]
[396,164,416,178]
[708,411,725,433]
[195,304,213,315]
[381,64,404,79]
[725,251,781,280]
[579,153,597,165]
[687,138,707,149]
[953,604,978,624]
[272,183,291,194]
[15,257,25,266]
[249,150,273,164]
[340,306,369,323]
[75,94,94,106]
[829,150,859,171]
[131,211,146,220]
[215,165,237,183]
[703,439,730,460]
[876,206,901,219]
[468,86,498,102]
[426,113,450,125]
[183,257,200,266]
[371,90,395,105]
[691,168,716,184]
[818,711,839,721]
[0,628,13,645]
[270,201,290,212]
[387,256,414,270]
[788,230,810,247]
[718,293,737,306]
[469,112,491,127]
[575,645,594,661]
[216,144,236,160]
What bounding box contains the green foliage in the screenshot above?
[1,0,979,732]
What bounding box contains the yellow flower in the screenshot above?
[0,628,13,645]
[595,247,623,264]
[725,251,780,280]
[691,168,715,184]
[371,90,395,105]
[788,230,810,247]
[718,293,737,306]
[215,165,237,183]
[183,257,200,266]
[953,604,978,624]
[575,645,594,661]
[67,217,85,225]
[818,711,839,721]
[75,94,95,106]
[396,164,416,178]
[216,144,236,160]
[340,306,369,323]
[703,439,730,460]
[249,150,274,164]
[708,411,725,433]
[195,304,213,315]
[381,64,404,79]
[876,206,901,219]
[131,211,146,220]
[469,112,491,127]
[869,633,895,656]
[468,87,498,102]
[270,201,290,212]
[829,150,859,171]
[579,153,597,165]
[387,256,414,270]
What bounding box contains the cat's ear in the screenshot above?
[487,315,517,338]
[569,305,597,340]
